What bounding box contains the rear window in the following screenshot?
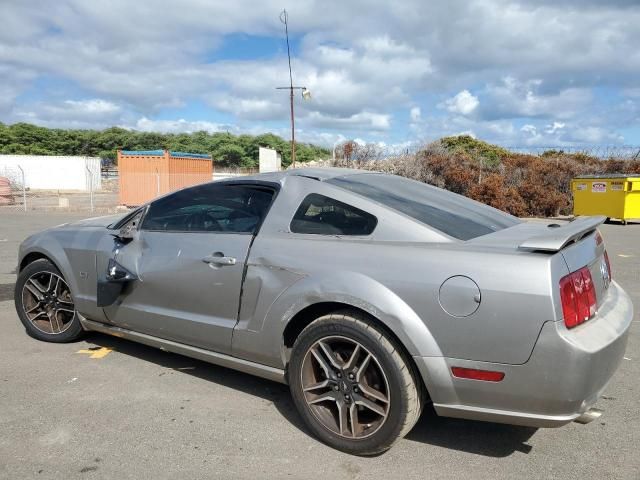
[291,193,377,236]
[326,173,519,240]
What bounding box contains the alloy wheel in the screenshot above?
[21,271,76,334]
[300,335,391,439]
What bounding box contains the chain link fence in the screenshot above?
[0,167,260,214]
[0,164,118,214]
[1,146,638,215]
[505,145,640,160]
[328,142,640,162]
[0,165,27,210]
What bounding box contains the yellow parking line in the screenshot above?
[76,347,113,359]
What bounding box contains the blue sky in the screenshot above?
[1,1,639,148]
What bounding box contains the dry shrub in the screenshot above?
[519,183,566,217]
[467,174,528,216]
[327,137,640,217]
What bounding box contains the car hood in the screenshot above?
[61,213,126,229]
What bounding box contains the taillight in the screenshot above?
[559,266,597,329]
[604,250,612,281]
[595,230,603,246]
[583,270,596,314]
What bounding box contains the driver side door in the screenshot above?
[102,183,275,354]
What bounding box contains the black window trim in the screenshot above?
[139,182,280,235]
[108,206,147,230]
[289,192,378,237]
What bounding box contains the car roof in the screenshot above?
[225,167,375,184]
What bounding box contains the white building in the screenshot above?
[0,155,101,191]
[258,147,282,173]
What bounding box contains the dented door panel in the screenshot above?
[102,231,252,354]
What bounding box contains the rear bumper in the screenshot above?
[415,281,633,428]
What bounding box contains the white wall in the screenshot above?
[212,171,248,182]
[258,147,282,173]
[0,155,101,191]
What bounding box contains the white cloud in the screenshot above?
[520,124,543,145]
[566,126,624,144]
[305,111,391,131]
[134,117,232,134]
[545,122,565,134]
[407,110,625,147]
[294,131,347,147]
[410,106,421,122]
[12,97,125,129]
[0,66,36,115]
[64,99,121,115]
[623,88,640,98]
[479,77,592,120]
[210,96,284,121]
[441,90,479,116]
[0,0,639,145]
[516,121,624,146]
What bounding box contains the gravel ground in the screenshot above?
[0,213,638,480]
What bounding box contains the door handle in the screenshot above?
[202,253,237,266]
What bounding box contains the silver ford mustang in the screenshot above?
[14,168,633,455]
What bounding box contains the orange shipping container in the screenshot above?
[117,150,213,206]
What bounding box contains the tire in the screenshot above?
[288,310,424,455]
[14,258,83,343]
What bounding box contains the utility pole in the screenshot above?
[276,9,310,169]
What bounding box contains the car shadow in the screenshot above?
[83,331,537,457]
[405,406,537,457]
[81,332,308,432]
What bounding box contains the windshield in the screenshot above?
[327,173,520,240]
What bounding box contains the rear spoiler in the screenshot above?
[518,216,606,252]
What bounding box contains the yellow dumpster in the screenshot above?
[571,174,640,224]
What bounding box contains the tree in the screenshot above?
[0,122,330,168]
[214,144,250,167]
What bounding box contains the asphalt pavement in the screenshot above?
[0,213,638,479]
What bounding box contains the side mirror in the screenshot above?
[114,223,136,244]
[113,210,143,243]
[97,259,138,307]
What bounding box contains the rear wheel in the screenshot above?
[288,310,424,455]
[15,259,83,342]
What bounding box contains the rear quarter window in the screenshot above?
[327,173,519,240]
[290,193,377,236]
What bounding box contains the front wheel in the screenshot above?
[288,310,424,455]
[15,258,83,343]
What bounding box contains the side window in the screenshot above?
[290,193,377,236]
[141,185,274,233]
